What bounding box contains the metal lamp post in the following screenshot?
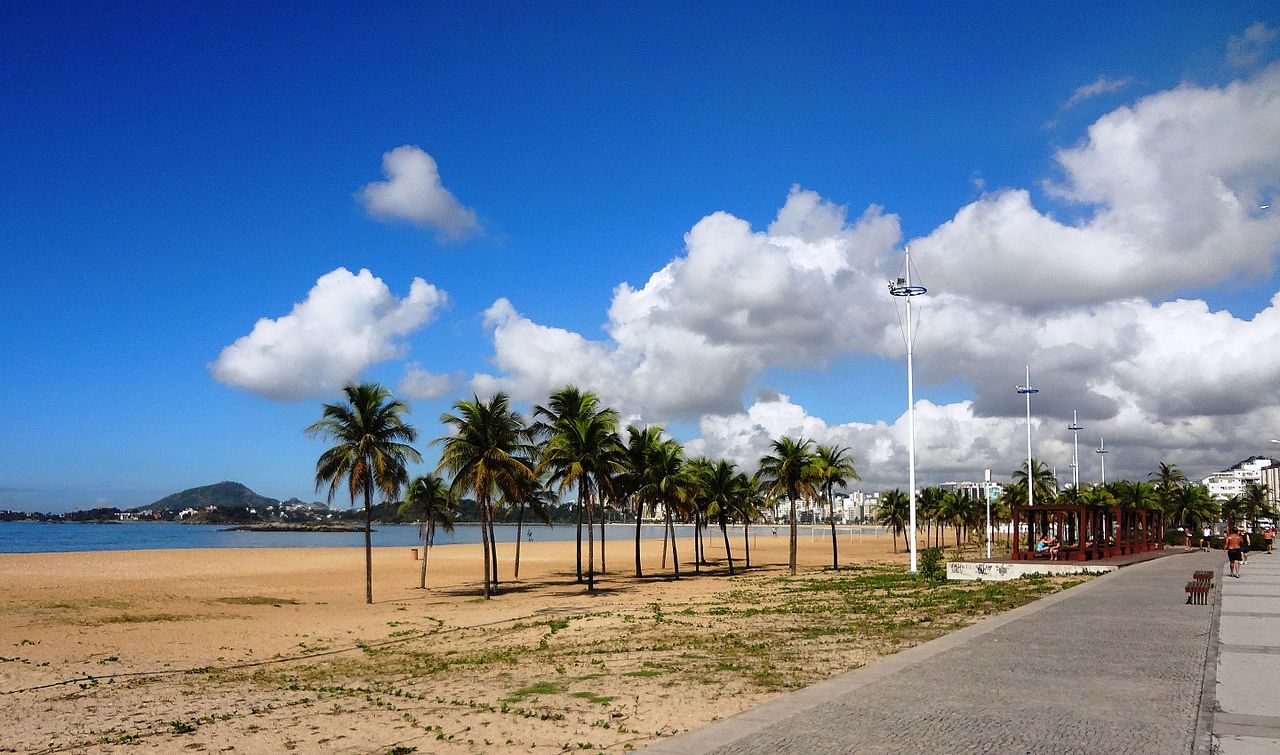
[1096,438,1109,484]
[1068,412,1082,489]
[889,247,927,573]
[1016,366,1039,507]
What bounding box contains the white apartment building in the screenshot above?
[1261,461,1280,511]
[1202,456,1278,500]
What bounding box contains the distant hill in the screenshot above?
[140,481,279,512]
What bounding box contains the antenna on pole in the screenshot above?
[1068,411,1083,489]
[889,246,927,573]
[1016,366,1039,507]
[1096,437,1109,484]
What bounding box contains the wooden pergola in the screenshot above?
[1011,504,1165,561]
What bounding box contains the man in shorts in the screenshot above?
[1224,528,1244,578]
[1266,527,1275,555]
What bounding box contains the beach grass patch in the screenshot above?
[504,680,561,702]
[570,691,614,705]
[216,596,299,606]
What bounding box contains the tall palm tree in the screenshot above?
[918,486,945,547]
[537,398,624,593]
[507,473,553,580]
[878,488,910,553]
[436,393,536,599]
[732,473,764,569]
[397,475,457,589]
[532,387,600,583]
[685,457,715,573]
[307,382,421,605]
[1165,484,1217,530]
[621,424,665,577]
[812,445,860,570]
[758,436,817,576]
[1012,459,1057,504]
[640,438,690,578]
[1241,481,1273,531]
[701,459,740,575]
[1150,462,1188,511]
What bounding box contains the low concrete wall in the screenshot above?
[947,560,1117,581]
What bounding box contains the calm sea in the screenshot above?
[0,521,886,554]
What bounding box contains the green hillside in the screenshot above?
[141,481,279,512]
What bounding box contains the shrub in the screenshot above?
[919,547,946,582]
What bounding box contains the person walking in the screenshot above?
[1266,527,1275,555]
[1241,530,1251,565]
[1224,528,1244,578]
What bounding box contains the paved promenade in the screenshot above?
[1213,549,1280,753]
[647,550,1221,754]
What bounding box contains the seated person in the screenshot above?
[1035,535,1053,558]
[1049,537,1062,561]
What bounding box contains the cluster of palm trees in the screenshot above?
[307,382,863,603]
[874,459,1275,558]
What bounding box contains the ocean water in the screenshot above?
[0,521,886,554]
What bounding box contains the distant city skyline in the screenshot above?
[2,4,1279,511]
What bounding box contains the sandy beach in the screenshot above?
[0,531,1074,753]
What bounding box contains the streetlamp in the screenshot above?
[889,246,927,573]
[1068,411,1082,489]
[1016,366,1039,507]
[1096,437,1109,484]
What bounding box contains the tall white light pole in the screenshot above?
[1068,412,1082,489]
[1096,437,1109,484]
[889,247,926,573]
[1016,366,1039,507]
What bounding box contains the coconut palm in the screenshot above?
[700,459,740,575]
[436,393,536,599]
[812,445,860,570]
[757,436,817,576]
[532,387,601,583]
[1011,459,1057,504]
[918,486,945,547]
[732,473,764,569]
[621,424,665,577]
[537,396,624,592]
[878,488,910,553]
[307,382,421,605]
[397,475,457,589]
[508,474,554,580]
[640,438,690,578]
[684,457,715,573]
[1165,484,1217,530]
[1150,462,1188,510]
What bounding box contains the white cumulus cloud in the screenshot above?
[399,364,454,400]
[211,267,445,400]
[1227,22,1278,68]
[358,145,481,241]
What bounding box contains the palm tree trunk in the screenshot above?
[788,489,798,576]
[418,518,429,589]
[514,501,526,580]
[743,521,751,569]
[828,484,838,571]
[488,507,498,591]
[363,479,374,605]
[480,495,492,599]
[694,510,701,574]
[424,520,435,587]
[661,505,669,569]
[720,517,734,575]
[634,495,644,578]
[586,487,596,592]
[599,497,606,574]
[575,495,583,583]
[667,505,681,579]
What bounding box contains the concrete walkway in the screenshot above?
[646,551,1220,754]
[1212,549,1280,753]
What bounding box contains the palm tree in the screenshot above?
[436,393,536,599]
[537,394,624,593]
[812,445,859,570]
[918,486,945,547]
[640,438,690,578]
[757,436,817,576]
[397,475,457,589]
[621,424,665,578]
[532,387,601,583]
[1150,462,1188,511]
[307,382,421,605]
[701,459,740,575]
[1012,459,1057,504]
[732,473,764,569]
[508,474,553,580]
[878,488,910,553]
[685,457,715,573]
[1165,484,1217,530]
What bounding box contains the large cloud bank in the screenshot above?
[476,64,1280,485]
[210,268,445,400]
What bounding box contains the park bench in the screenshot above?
[1185,571,1214,605]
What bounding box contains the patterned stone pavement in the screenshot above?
[1213,549,1280,754]
[645,550,1219,754]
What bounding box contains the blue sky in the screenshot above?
[3,3,1279,511]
